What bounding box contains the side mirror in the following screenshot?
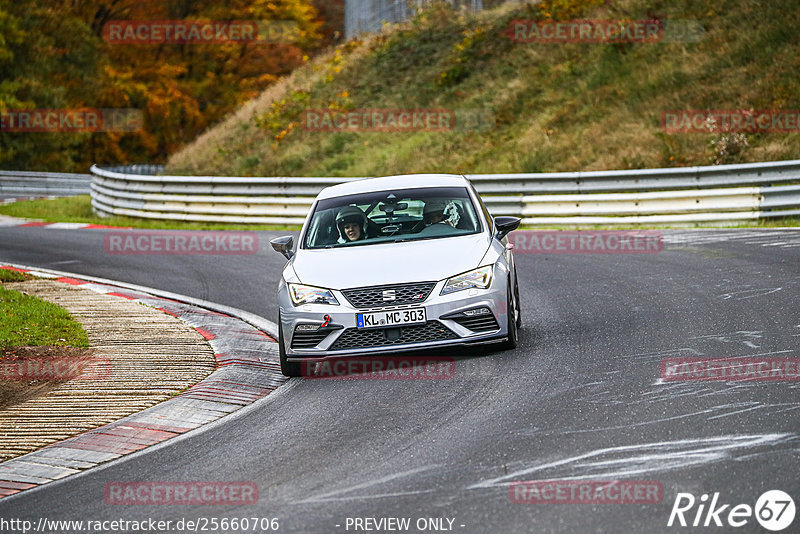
[494,216,521,241]
[270,235,295,260]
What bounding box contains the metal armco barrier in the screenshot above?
[0,170,92,199]
[89,160,800,225]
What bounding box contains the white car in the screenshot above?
[270,174,521,377]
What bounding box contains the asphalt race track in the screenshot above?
[1,226,799,533]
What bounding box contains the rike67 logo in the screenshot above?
[668,490,795,531]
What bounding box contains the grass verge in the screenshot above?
[167,0,800,177]
[1,275,92,409]
[0,283,89,348]
[0,269,33,283]
[0,196,296,231]
[1,195,798,230]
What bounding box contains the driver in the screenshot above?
[423,199,456,227]
[336,205,367,242]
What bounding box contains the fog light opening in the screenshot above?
[463,307,491,317]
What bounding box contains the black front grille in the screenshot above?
[342,282,436,309]
[451,314,500,333]
[330,321,457,351]
[291,329,331,349]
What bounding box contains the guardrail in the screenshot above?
[89,160,800,225]
[0,170,92,199]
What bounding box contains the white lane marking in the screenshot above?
[22,270,60,278]
[296,465,438,504]
[707,403,800,421]
[50,260,81,265]
[717,288,782,301]
[560,407,722,434]
[689,331,763,349]
[468,434,794,489]
[697,383,766,397]
[711,349,794,358]
[46,222,89,230]
[622,348,703,363]
[560,401,799,434]
[301,489,438,504]
[82,283,115,294]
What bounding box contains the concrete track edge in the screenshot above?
[0,262,285,501]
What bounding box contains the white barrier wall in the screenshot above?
[88,160,800,225]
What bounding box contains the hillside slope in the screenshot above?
[166,0,800,177]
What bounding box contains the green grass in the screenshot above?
[1,194,797,231]
[0,196,297,231]
[737,218,800,228]
[0,285,89,348]
[0,269,32,283]
[0,195,96,221]
[165,0,800,177]
[7,0,800,232]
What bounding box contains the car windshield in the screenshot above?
[303,186,482,249]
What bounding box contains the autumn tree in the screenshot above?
[0,0,331,171]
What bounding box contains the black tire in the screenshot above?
[278,312,301,377]
[497,277,519,351]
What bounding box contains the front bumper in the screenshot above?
[278,268,509,362]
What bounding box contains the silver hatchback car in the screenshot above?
[270,174,521,377]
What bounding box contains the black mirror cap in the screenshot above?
[270,235,295,260]
[494,216,521,241]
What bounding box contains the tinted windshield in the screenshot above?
[303,187,482,249]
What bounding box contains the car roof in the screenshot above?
[316,174,470,200]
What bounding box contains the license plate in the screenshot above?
[357,308,426,329]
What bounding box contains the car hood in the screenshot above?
[291,233,491,289]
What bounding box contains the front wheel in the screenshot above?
[496,277,519,351]
[278,312,301,377]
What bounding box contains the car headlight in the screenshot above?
[288,283,339,306]
[441,265,493,295]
